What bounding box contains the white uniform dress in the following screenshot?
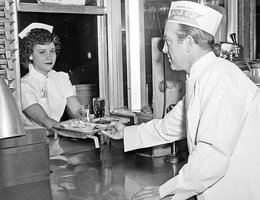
[21,66,76,125]
[124,52,260,200]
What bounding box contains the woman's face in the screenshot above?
[31,42,56,76]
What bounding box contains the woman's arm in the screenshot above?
[23,103,59,129]
[66,95,82,119]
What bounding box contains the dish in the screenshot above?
[91,115,130,127]
[56,119,105,136]
[55,128,102,139]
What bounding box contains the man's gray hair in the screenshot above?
[176,24,215,51]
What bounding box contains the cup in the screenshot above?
[92,97,105,118]
[79,104,90,121]
[251,63,260,85]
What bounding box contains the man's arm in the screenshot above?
[123,99,186,152]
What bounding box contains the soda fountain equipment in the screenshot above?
[219,33,244,61]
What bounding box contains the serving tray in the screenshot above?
[55,116,130,139]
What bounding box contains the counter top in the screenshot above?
[48,136,189,200]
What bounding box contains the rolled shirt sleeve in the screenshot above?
[57,72,76,98]
[21,82,38,109]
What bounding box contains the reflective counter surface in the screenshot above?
[48,136,188,200]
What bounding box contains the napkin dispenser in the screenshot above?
[0,77,25,139]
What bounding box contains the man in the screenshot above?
[108,1,260,200]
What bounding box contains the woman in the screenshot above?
[19,23,82,132]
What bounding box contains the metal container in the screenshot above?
[0,77,25,139]
[0,127,52,200]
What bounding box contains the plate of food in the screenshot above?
[91,115,130,128]
[55,116,130,139]
[55,118,107,139]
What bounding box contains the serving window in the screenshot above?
[18,12,99,85]
[14,0,124,114]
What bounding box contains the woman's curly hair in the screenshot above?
[19,28,61,69]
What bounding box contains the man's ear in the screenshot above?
[185,35,194,53]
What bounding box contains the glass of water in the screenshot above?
[79,104,90,121]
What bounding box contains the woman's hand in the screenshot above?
[47,121,61,137]
[131,186,160,200]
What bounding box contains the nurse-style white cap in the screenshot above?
[18,22,53,39]
[167,1,222,36]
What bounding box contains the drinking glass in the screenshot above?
[92,97,105,118]
[79,104,90,121]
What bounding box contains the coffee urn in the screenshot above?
[0,77,25,139]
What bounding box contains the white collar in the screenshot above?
[29,64,50,81]
[189,51,217,80]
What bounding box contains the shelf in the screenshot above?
[17,3,107,15]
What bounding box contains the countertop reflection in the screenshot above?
[48,136,187,200]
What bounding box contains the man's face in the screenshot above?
[162,22,189,72]
[31,42,57,76]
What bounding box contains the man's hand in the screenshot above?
[131,186,160,200]
[105,121,126,140]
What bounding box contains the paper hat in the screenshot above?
[167,1,222,36]
[18,23,53,39]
